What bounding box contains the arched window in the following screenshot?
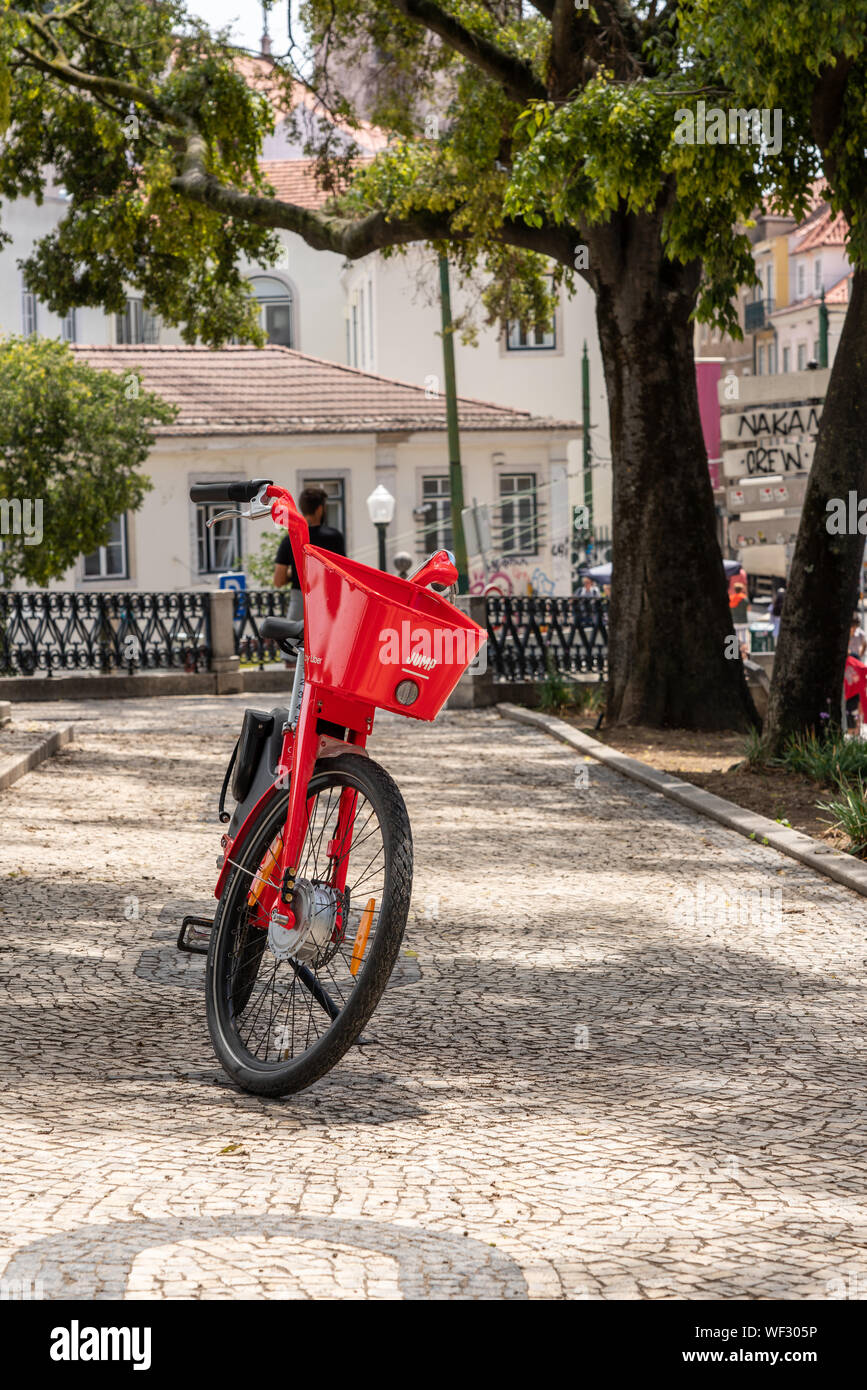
[250,275,294,346]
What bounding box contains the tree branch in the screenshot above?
[14,38,188,128]
[387,0,547,102]
[171,131,585,274]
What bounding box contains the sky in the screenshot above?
[185,1,297,56]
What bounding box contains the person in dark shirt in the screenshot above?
[273,486,346,598]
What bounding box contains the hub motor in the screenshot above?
[268,880,343,967]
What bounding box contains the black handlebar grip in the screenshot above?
[189,478,272,505]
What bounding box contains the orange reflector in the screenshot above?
[350,898,376,977]
[247,832,283,907]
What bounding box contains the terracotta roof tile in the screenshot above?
[259,158,368,211]
[70,344,576,437]
[792,204,849,252]
[756,179,829,219]
[825,269,852,305]
[236,55,387,152]
[770,268,852,315]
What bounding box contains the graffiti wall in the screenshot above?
[469,555,560,597]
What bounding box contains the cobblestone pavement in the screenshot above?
[0,693,865,1300]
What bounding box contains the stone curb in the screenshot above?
[498,703,867,899]
[0,725,75,793]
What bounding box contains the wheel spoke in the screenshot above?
[217,769,395,1070]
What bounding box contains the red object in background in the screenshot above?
[844,656,867,718]
[696,359,723,489]
[728,566,748,599]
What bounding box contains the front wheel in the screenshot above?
[206,753,413,1097]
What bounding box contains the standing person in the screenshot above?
[579,575,601,598]
[730,582,749,653]
[848,614,866,659]
[273,485,346,620]
[727,564,748,601]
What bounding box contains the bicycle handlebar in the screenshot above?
[187,480,457,595]
[189,478,272,506]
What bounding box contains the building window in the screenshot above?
[814,258,822,293]
[21,284,37,336]
[813,338,820,362]
[796,263,806,299]
[60,308,76,343]
[499,473,538,556]
[196,502,242,574]
[766,263,775,302]
[418,476,453,555]
[782,346,790,372]
[506,277,557,351]
[116,298,159,344]
[302,476,346,537]
[506,310,556,351]
[797,342,807,370]
[768,341,777,374]
[83,516,128,579]
[757,345,765,375]
[249,275,293,346]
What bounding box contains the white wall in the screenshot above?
[1,185,590,585]
[0,192,112,345]
[30,425,573,594]
[239,230,347,362]
[772,304,847,375]
[339,247,611,531]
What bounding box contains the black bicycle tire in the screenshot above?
[206,753,413,1097]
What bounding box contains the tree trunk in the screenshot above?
[589,213,757,730]
[762,267,867,753]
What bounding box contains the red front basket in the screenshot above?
[303,547,485,721]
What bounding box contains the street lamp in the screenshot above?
[393,551,413,578]
[367,484,395,570]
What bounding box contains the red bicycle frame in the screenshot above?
[213,483,486,957]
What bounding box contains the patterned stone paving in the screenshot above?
[0,693,865,1300]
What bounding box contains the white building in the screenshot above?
[0,75,608,588]
[770,206,851,374]
[52,344,579,598]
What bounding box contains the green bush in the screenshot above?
[780,730,867,785]
[537,656,605,716]
[538,653,574,711]
[744,726,774,769]
[245,527,282,588]
[818,776,867,858]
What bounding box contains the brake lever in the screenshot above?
[206,485,273,529]
[206,507,244,529]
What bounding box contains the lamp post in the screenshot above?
[818,287,829,368]
[437,255,469,592]
[367,484,395,570]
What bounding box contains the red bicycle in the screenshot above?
[180,479,485,1096]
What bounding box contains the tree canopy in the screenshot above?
[0,335,174,585]
[0,1,782,339]
[8,0,855,728]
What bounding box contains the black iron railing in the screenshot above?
[0,591,210,677]
[486,595,608,682]
[233,589,294,667]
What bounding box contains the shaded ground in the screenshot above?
[569,722,842,847]
[0,694,865,1300]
